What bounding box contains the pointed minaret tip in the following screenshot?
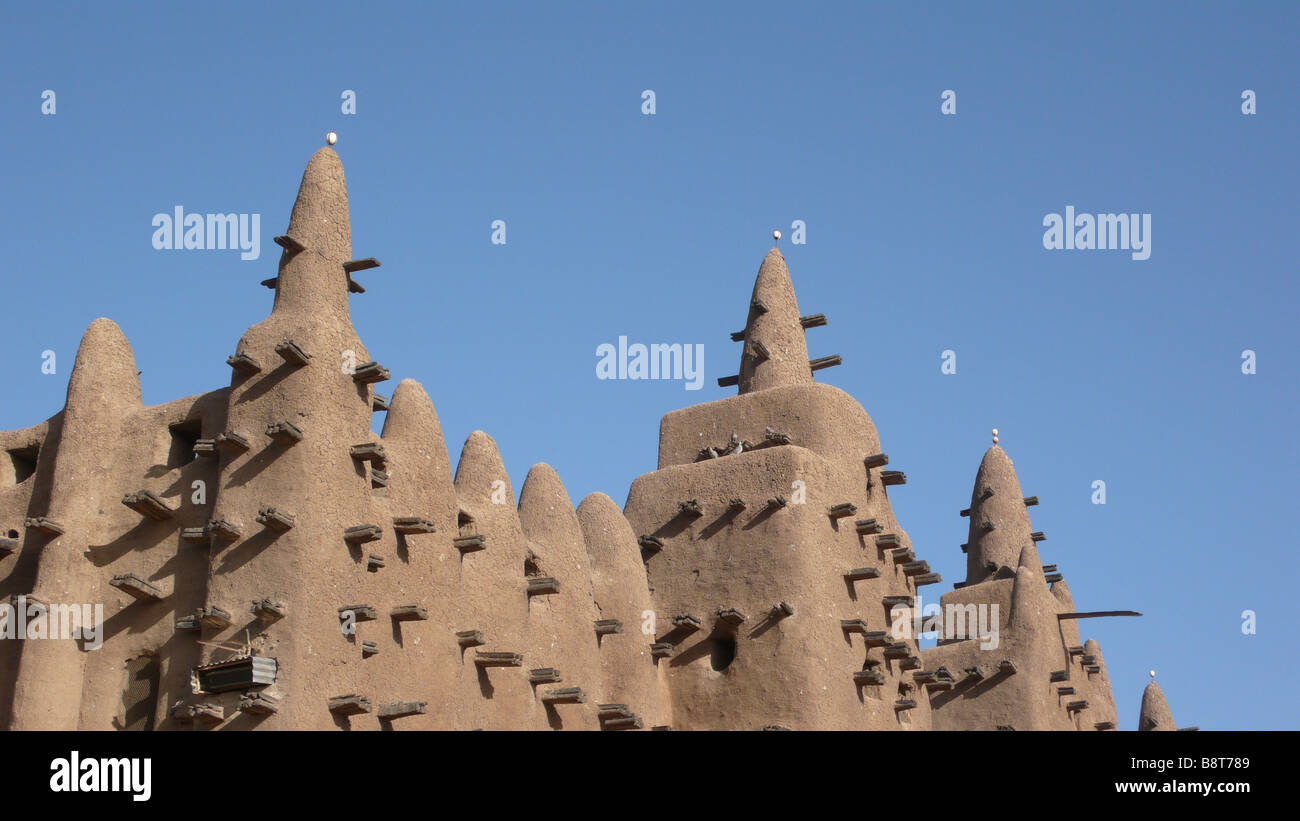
[380,378,444,445]
[67,318,142,409]
[453,430,513,505]
[1016,541,1044,577]
[1139,678,1176,731]
[273,146,354,316]
[1008,563,1052,631]
[576,492,638,565]
[736,246,814,394]
[286,146,350,255]
[518,462,584,555]
[964,437,1034,585]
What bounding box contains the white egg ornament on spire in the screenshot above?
[326,132,338,146]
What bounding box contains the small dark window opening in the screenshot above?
[120,655,160,731]
[709,636,737,671]
[6,529,17,539]
[167,420,202,468]
[5,445,39,485]
[457,509,475,537]
[524,550,543,578]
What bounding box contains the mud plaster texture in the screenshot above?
[0,148,1161,731]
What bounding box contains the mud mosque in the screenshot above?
[0,144,1185,731]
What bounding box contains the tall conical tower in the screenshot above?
[6,317,223,730]
[623,241,932,729]
[921,433,1121,730]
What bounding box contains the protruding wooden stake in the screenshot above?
[208,519,242,542]
[266,421,303,444]
[475,651,523,668]
[122,490,175,521]
[274,234,306,253]
[351,361,390,384]
[343,524,382,544]
[828,503,857,519]
[454,534,486,553]
[226,353,262,376]
[256,506,295,532]
[378,701,427,719]
[109,574,167,602]
[338,605,377,622]
[809,354,842,372]
[844,567,881,582]
[275,340,312,367]
[328,694,371,715]
[215,431,250,454]
[716,608,746,625]
[391,604,428,621]
[527,577,560,596]
[528,668,562,684]
[393,517,436,534]
[594,619,623,636]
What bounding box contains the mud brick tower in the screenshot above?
[918,439,1121,731]
[623,245,936,730]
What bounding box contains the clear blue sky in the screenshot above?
[1,2,1295,730]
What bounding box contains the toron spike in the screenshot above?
[121,490,174,521]
[227,352,263,376]
[109,574,168,602]
[809,354,842,372]
[256,507,295,532]
[266,421,303,444]
[456,631,486,648]
[275,340,312,366]
[274,234,306,253]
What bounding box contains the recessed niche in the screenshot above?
[709,636,736,671]
[457,509,475,537]
[524,550,543,578]
[167,420,202,468]
[4,445,39,485]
